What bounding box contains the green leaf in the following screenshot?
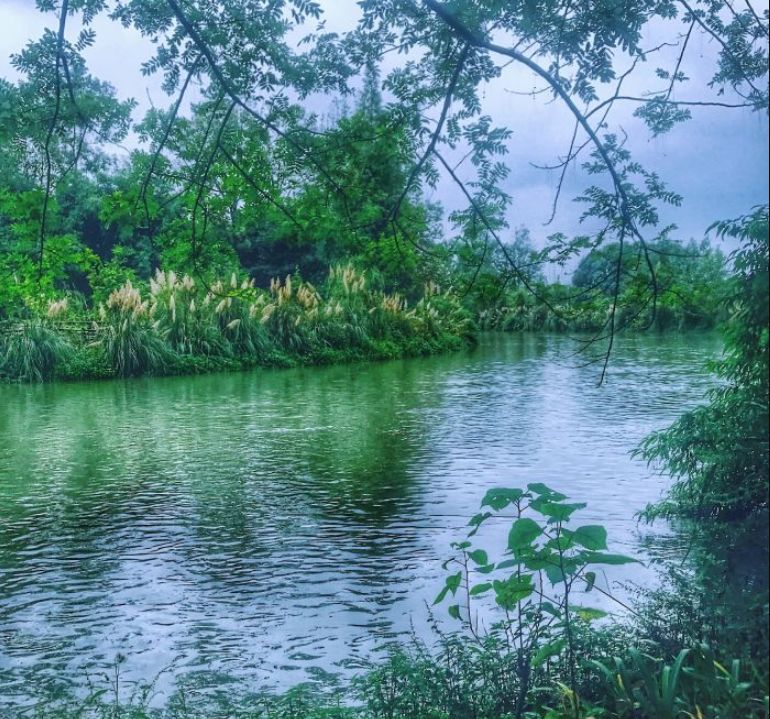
[481,487,524,511]
[468,549,489,566]
[468,511,492,536]
[523,552,555,571]
[476,563,496,574]
[433,586,449,605]
[546,533,575,551]
[540,601,561,617]
[533,639,566,666]
[571,525,608,550]
[508,518,542,551]
[446,571,463,593]
[545,564,565,585]
[530,499,587,522]
[448,604,461,620]
[496,558,521,570]
[573,606,608,622]
[581,552,640,566]
[493,575,534,609]
[584,571,597,592]
[527,483,567,501]
[470,582,493,596]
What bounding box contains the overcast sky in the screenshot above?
[1,0,768,270]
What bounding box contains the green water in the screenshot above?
[0,332,721,707]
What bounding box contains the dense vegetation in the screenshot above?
[0,265,475,382]
[0,0,767,717]
[0,2,744,383]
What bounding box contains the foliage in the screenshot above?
[0,312,71,382]
[0,1,767,716]
[97,281,168,378]
[431,483,639,716]
[583,644,768,719]
[638,206,769,521]
[0,266,475,382]
[149,269,230,356]
[0,0,764,361]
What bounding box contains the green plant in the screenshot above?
[149,269,228,357]
[98,281,168,378]
[258,275,320,355]
[0,317,71,382]
[638,207,769,523]
[433,483,639,718]
[210,273,272,357]
[589,644,768,719]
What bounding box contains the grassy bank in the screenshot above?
[0,265,476,384]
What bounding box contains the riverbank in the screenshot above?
[0,266,477,384]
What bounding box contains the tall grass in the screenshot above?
[2,267,476,383]
[99,282,167,378]
[149,269,229,356]
[210,273,272,356]
[258,274,321,354]
[0,299,72,382]
[0,320,71,382]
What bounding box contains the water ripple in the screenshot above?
[0,332,720,707]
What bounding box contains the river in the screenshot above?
[0,332,721,709]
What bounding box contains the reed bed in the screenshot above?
[0,265,476,382]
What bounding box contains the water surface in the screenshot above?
[0,333,720,707]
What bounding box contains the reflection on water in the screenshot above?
[0,333,720,707]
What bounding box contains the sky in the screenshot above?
[1,0,768,270]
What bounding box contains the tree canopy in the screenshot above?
[0,0,767,375]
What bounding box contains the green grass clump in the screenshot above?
[98,282,168,378]
[0,316,71,382]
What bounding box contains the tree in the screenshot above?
[4,0,768,374]
[639,205,769,522]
